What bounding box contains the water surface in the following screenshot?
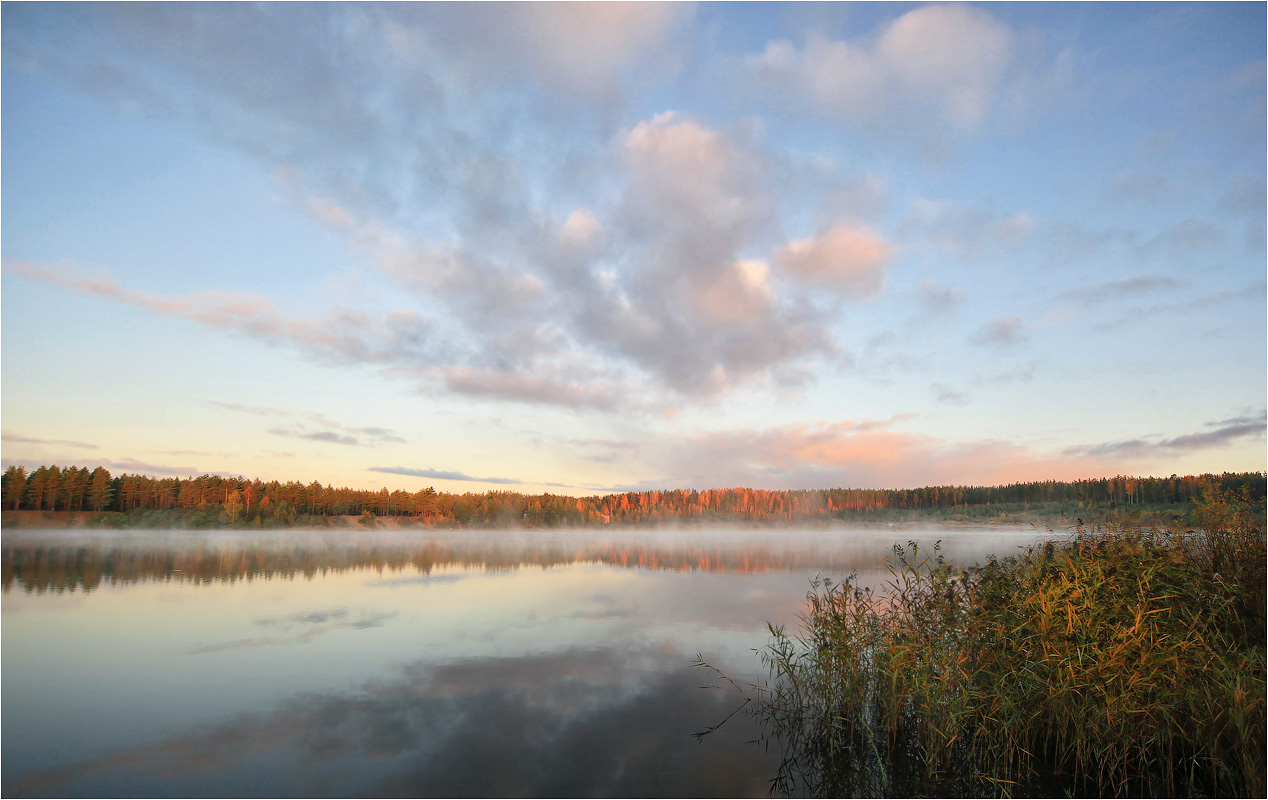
[2,525,1061,797]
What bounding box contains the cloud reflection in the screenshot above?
[5,647,778,798]
[188,608,399,654]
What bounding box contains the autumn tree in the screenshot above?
[25,466,55,510]
[87,467,113,511]
[2,466,28,510]
[223,489,244,524]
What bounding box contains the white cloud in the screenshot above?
[560,208,601,247]
[380,2,690,103]
[2,9,859,411]
[749,4,1015,130]
[876,4,1014,128]
[509,2,689,94]
[622,111,768,248]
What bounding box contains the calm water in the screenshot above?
[2,525,1061,797]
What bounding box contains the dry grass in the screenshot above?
[709,486,1266,797]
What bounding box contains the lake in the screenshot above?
[2,524,1062,797]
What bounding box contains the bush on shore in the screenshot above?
[715,486,1265,797]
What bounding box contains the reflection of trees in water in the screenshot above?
[2,539,894,593]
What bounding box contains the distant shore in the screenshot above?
[0,504,1200,532]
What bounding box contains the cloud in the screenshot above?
[1080,278,1267,335]
[1105,171,1171,205]
[1,452,222,480]
[437,368,625,413]
[2,434,98,449]
[609,409,1265,493]
[106,458,204,477]
[359,427,407,444]
[209,401,293,418]
[969,315,1028,347]
[774,225,891,297]
[515,111,840,398]
[1143,217,1224,254]
[903,200,1034,263]
[4,646,776,798]
[5,262,439,370]
[268,429,361,447]
[692,260,777,327]
[266,426,405,448]
[213,400,407,446]
[495,2,690,98]
[748,4,1015,130]
[558,208,601,249]
[914,281,965,315]
[931,384,970,406]
[1218,174,1268,216]
[1062,411,1266,459]
[1057,274,1183,304]
[983,361,1036,385]
[1134,279,1266,317]
[380,2,690,105]
[335,109,844,403]
[618,416,1117,491]
[305,196,355,229]
[1039,223,1139,266]
[189,609,397,655]
[619,112,771,267]
[368,466,524,485]
[4,9,864,410]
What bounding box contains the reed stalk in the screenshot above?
[715,486,1266,797]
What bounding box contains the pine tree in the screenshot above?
[2,465,28,510]
[87,467,114,512]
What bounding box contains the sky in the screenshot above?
[2,2,1265,495]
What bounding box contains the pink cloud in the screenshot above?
[775,225,891,297]
[690,260,776,328]
[640,417,1126,490]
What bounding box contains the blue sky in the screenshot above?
[2,2,1264,494]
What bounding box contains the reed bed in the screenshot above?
[705,487,1265,797]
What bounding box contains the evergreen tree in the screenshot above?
[2,466,28,510]
[87,467,114,512]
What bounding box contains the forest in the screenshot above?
[2,464,1263,529]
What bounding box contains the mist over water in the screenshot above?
[2,525,1059,797]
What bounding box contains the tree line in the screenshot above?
[2,464,1263,528]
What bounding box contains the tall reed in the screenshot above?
[715,487,1266,797]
